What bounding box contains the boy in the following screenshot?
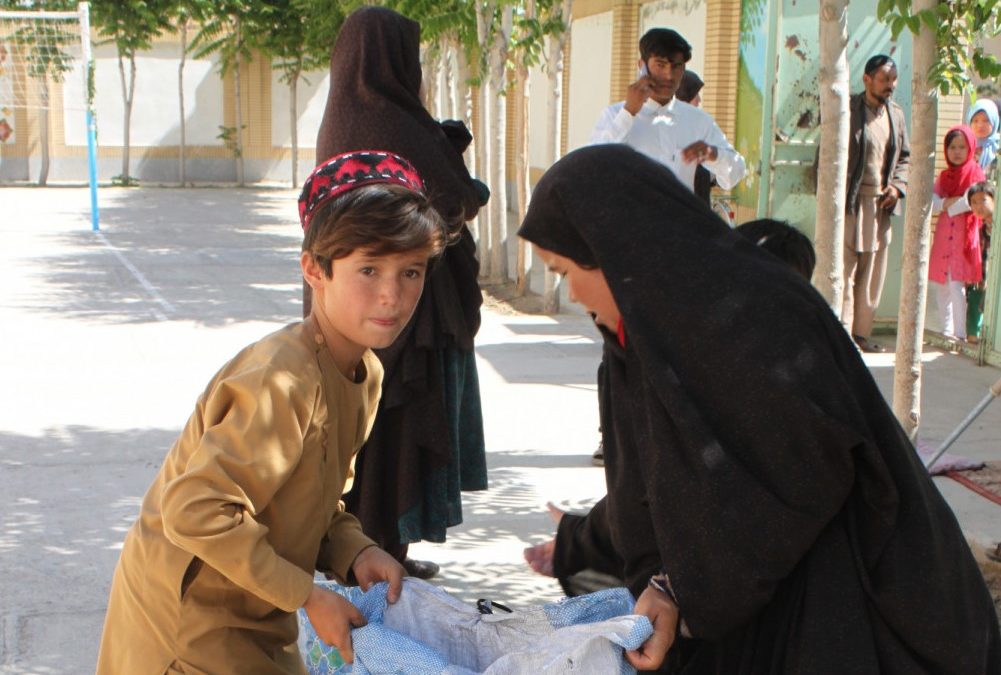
[97,151,446,675]
[969,181,995,225]
[967,181,995,342]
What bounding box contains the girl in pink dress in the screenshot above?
[929,125,985,340]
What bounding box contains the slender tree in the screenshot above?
[812,0,850,312]
[511,0,539,293]
[91,0,174,185]
[540,0,571,311]
[877,0,1001,437]
[258,0,339,187]
[167,0,212,187]
[191,0,268,186]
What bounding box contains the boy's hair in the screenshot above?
[864,54,895,75]
[969,181,995,200]
[303,183,446,277]
[639,28,691,63]
[737,218,816,281]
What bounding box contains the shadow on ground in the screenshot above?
[25,189,303,327]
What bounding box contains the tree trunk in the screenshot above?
[488,7,512,284]
[892,0,938,439]
[179,22,188,186]
[38,77,50,185]
[812,0,850,311]
[234,32,245,187]
[475,4,494,277]
[118,52,136,183]
[446,40,459,120]
[514,0,537,295]
[515,61,531,294]
[542,0,572,313]
[423,49,439,118]
[455,46,484,274]
[289,70,299,187]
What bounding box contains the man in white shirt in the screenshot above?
[590,28,745,193]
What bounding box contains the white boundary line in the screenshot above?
[94,231,175,321]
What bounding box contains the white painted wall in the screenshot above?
[270,69,329,149]
[639,0,707,78]
[64,42,223,147]
[566,11,613,153]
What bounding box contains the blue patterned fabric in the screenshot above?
[298,579,652,674]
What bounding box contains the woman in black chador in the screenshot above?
[308,6,488,578]
[518,144,1000,673]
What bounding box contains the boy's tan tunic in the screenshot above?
[97,320,382,675]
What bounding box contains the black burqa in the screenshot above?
[519,145,1000,674]
[312,7,487,556]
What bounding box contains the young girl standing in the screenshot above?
[97,151,444,674]
[929,125,985,341]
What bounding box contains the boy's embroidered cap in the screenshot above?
[299,151,425,230]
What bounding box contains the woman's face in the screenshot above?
[535,246,621,332]
[946,133,970,166]
[970,111,994,141]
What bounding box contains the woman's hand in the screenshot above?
[350,546,405,603]
[302,585,367,663]
[523,538,556,577]
[626,585,680,671]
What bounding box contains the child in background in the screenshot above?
[968,99,999,173]
[929,126,985,342]
[97,151,444,675]
[967,181,995,342]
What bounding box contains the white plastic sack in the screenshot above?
[298,578,653,675]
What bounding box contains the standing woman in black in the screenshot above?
[307,7,488,577]
[519,144,1000,673]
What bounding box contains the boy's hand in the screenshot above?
[626,585,680,671]
[681,141,718,164]
[625,77,654,115]
[303,585,367,664]
[351,546,405,604]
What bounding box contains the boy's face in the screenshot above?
[970,191,994,223]
[642,52,686,103]
[303,246,431,361]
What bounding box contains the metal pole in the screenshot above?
[79,2,99,231]
[925,375,1001,470]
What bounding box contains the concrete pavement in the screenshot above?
[1,187,998,674]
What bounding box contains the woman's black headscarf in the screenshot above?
[316,6,480,230]
[519,145,999,672]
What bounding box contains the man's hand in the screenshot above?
[351,546,404,604]
[626,585,680,671]
[523,538,556,577]
[681,141,718,165]
[625,76,654,115]
[302,585,367,664]
[879,185,900,211]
